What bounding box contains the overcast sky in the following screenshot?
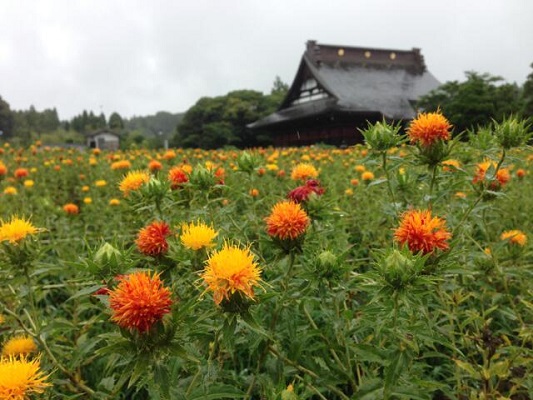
[0,0,532,120]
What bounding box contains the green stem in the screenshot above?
[22,262,38,328]
[381,152,398,212]
[245,252,297,399]
[392,291,400,339]
[428,164,438,209]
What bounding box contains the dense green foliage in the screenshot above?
[173,78,288,149]
[0,95,14,138]
[521,63,533,119]
[125,111,184,137]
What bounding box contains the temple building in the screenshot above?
[248,40,440,146]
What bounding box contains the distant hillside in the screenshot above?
[124,111,184,137]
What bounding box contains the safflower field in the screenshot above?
[0,113,532,400]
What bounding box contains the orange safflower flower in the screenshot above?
[201,242,262,305]
[162,150,176,160]
[119,170,150,196]
[168,166,189,189]
[516,168,526,179]
[290,163,318,181]
[500,230,527,246]
[407,111,452,147]
[63,203,79,215]
[14,168,29,179]
[136,221,171,256]
[111,160,131,170]
[109,271,172,332]
[265,200,310,240]
[148,160,163,172]
[362,171,375,181]
[472,160,511,188]
[0,162,7,176]
[394,209,451,254]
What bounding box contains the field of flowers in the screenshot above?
[0,114,532,400]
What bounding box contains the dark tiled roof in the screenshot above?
[249,41,440,129]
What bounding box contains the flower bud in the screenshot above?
[361,120,403,151]
[494,117,531,149]
[318,250,337,270]
[237,151,260,174]
[94,242,123,276]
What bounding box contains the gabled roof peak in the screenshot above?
[305,40,427,74]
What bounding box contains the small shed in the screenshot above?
[86,130,120,151]
[248,40,441,146]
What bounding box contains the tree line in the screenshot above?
[0,68,532,148]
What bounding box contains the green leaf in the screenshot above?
[66,284,102,302]
[188,384,245,400]
[353,344,389,364]
[384,349,409,395]
[454,359,480,379]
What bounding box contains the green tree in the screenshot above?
[521,62,533,119]
[125,111,184,137]
[417,71,523,133]
[173,78,288,149]
[108,112,125,131]
[0,95,14,139]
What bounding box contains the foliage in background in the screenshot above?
[172,77,288,149]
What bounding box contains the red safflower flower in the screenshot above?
[214,167,225,185]
[14,168,29,179]
[265,200,310,240]
[135,221,171,256]
[168,166,189,189]
[407,111,452,147]
[287,179,325,203]
[109,271,172,332]
[394,209,452,254]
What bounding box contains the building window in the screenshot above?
[364,51,371,59]
[290,78,329,106]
